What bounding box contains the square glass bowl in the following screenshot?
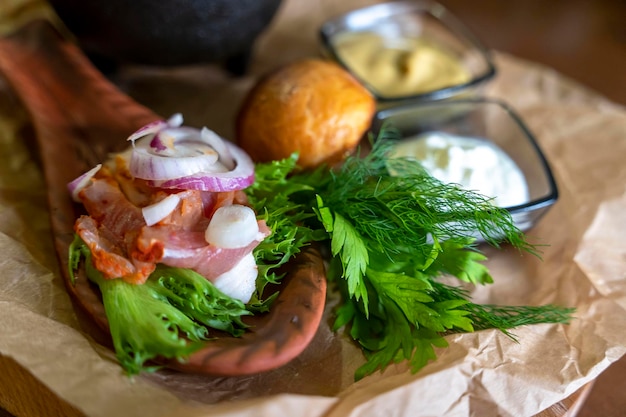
[319,0,496,103]
[371,98,559,233]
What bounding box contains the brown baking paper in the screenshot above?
[1,0,626,416]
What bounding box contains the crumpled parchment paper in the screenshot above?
[1,0,625,416]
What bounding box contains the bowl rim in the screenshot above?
[371,97,559,213]
[319,0,497,102]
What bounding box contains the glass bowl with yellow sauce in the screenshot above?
[371,98,559,233]
[320,0,496,103]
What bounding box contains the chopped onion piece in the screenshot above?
[127,120,168,145]
[205,204,259,248]
[213,253,258,303]
[142,194,181,226]
[127,113,184,145]
[201,127,235,170]
[67,164,102,202]
[166,113,183,127]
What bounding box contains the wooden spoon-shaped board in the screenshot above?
[0,20,326,376]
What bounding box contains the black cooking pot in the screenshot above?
[48,0,283,74]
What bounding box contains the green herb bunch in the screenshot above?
[247,135,574,380]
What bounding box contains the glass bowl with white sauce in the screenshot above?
[319,0,496,103]
[371,98,559,233]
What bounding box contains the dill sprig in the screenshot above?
[428,281,575,337]
[334,138,531,251]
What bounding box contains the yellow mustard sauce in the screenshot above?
[332,31,471,97]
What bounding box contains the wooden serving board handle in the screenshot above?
[0,19,158,280]
[0,17,328,379]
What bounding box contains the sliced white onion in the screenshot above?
[213,253,258,303]
[67,164,102,202]
[141,194,181,226]
[205,204,260,249]
[150,141,255,191]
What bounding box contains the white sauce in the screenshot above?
[391,132,529,207]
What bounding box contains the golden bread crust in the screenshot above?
[236,59,376,168]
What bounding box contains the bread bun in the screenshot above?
[236,59,376,169]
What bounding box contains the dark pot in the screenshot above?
[48,0,283,74]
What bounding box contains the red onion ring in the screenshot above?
[129,124,223,181]
[149,141,255,192]
[123,114,255,192]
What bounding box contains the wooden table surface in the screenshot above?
[438,0,626,107]
[1,1,624,416]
